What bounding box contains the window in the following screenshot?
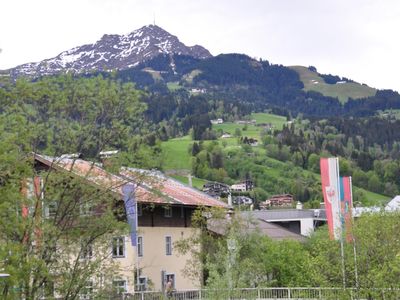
[79,280,93,299]
[166,273,175,290]
[164,206,172,218]
[137,236,143,257]
[165,236,172,256]
[113,279,127,294]
[80,242,93,260]
[80,201,92,216]
[44,201,57,218]
[112,237,125,258]
[138,276,147,291]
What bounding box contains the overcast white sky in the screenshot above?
[1,0,400,91]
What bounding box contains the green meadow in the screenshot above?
[161,136,193,171]
[170,175,208,189]
[251,112,287,130]
[290,65,376,104]
[166,82,182,91]
[213,112,288,139]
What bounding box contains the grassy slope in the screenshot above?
[142,68,163,81]
[166,82,182,91]
[213,123,259,138]
[161,113,389,205]
[251,113,287,130]
[213,113,287,139]
[161,136,193,170]
[356,188,389,205]
[290,65,376,104]
[170,175,207,189]
[182,69,202,84]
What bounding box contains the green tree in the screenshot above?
[339,158,352,176]
[191,142,201,156]
[0,74,146,299]
[307,153,320,173]
[307,213,400,296]
[234,128,242,138]
[367,173,383,193]
[352,169,369,189]
[384,161,400,184]
[176,210,312,293]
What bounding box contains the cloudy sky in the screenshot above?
[1,0,400,91]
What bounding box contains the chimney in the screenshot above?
[188,174,193,187]
[296,201,303,210]
[228,193,232,207]
[99,150,119,168]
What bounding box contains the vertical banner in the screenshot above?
[320,158,341,240]
[20,179,30,218]
[122,183,137,246]
[20,179,30,244]
[339,176,353,242]
[33,176,43,246]
[20,177,43,244]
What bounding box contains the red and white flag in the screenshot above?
[320,158,342,240]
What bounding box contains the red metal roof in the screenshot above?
[121,168,227,207]
[34,154,226,208]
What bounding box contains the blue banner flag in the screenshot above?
[122,183,137,246]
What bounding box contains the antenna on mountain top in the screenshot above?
[153,12,156,26]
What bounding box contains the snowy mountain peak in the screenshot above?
[6,25,212,78]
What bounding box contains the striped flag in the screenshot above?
[320,158,342,240]
[122,183,137,246]
[339,176,353,242]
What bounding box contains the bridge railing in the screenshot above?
[127,287,400,300]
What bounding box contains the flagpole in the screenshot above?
[135,196,140,291]
[339,227,346,289]
[349,176,359,291]
[122,183,140,293]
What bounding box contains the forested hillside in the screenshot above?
[87,53,400,118]
[1,54,399,207]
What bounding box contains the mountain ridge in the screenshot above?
[4,24,400,118]
[5,25,212,78]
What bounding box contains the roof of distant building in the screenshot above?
[250,209,327,221]
[208,213,305,241]
[385,195,400,211]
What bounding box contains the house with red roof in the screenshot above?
[33,154,227,295]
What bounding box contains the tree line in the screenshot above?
[176,208,400,297]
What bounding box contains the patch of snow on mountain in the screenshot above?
[156,40,173,53]
[59,51,86,67]
[131,30,144,38]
